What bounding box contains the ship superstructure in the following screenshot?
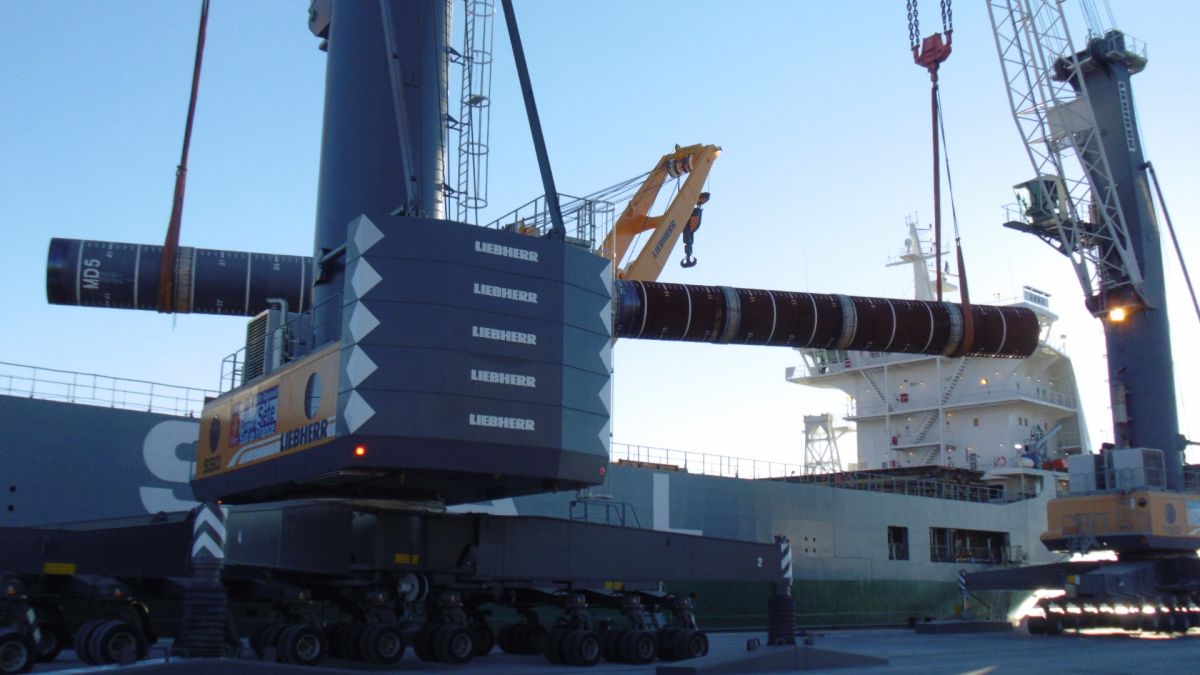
[789,221,1088,475]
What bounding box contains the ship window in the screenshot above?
[888,526,909,561]
[973,418,980,427]
[929,527,1009,564]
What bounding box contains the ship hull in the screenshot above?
[2,392,1046,627]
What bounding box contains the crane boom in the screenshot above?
[987,0,1143,308]
[598,143,720,281]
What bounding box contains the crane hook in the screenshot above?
[680,192,710,269]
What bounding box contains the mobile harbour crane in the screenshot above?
[965,0,1200,633]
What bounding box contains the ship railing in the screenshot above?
[929,543,1008,565]
[0,361,215,417]
[611,443,802,479]
[795,472,1011,504]
[788,349,927,380]
[610,443,1025,504]
[850,384,1076,417]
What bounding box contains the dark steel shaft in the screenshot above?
[46,238,310,316]
[613,281,1038,358]
[47,239,1038,358]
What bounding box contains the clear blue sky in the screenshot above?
[2,1,1196,465]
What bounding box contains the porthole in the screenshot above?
[208,416,222,453]
[304,373,322,420]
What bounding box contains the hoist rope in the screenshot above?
[1145,162,1200,328]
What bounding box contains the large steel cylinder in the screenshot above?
[46,238,310,316]
[613,281,1039,358]
[46,240,1039,358]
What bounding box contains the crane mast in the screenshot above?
[987,0,1184,486]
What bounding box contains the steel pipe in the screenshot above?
[613,281,1038,358]
[46,238,310,316]
[47,239,1039,357]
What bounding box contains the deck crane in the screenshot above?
[597,144,719,282]
[497,144,719,283]
[967,0,1200,632]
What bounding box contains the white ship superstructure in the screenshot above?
[788,221,1089,474]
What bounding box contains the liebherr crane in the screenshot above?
[968,0,1200,632]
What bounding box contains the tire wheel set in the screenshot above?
[0,630,36,675]
[325,622,406,665]
[498,621,707,665]
[543,628,602,667]
[412,624,476,664]
[71,619,148,666]
[248,621,326,666]
[496,622,547,655]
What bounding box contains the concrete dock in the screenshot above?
[36,626,1200,673]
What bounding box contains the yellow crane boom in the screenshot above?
[598,143,720,281]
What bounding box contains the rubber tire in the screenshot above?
[1026,616,1046,635]
[0,630,36,675]
[359,624,405,665]
[33,619,69,663]
[496,623,514,653]
[413,624,437,662]
[622,630,656,665]
[543,628,567,664]
[1043,614,1063,636]
[565,630,602,667]
[71,619,107,665]
[655,627,679,661]
[522,623,547,655]
[603,629,625,663]
[471,623,495,657]
[321,623,340,657]
[250,623,272,653]
[348,623,371,661]
[259,621,290,659]
[680,630,708,659]
[276,624,325,667]
[436,625,475,665]
[88,620,145,665]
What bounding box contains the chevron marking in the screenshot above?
[346,346,379,388]
[350,214,384,256]
[194,506,226,542]
[344,390,376,433]
[191,531,225,560]
[348,303,380,343]
[348,258,383,301]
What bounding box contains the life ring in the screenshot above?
[994,456,1008,467]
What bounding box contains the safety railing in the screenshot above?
[930,543,1009,564]
[610,442,1025,504]
[485,193,615,248]
[612,443,803,479]
[847,384,1077,418]
[219,294,343,393]
[0,361,215,417]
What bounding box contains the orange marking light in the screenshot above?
[354,445,367,457]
